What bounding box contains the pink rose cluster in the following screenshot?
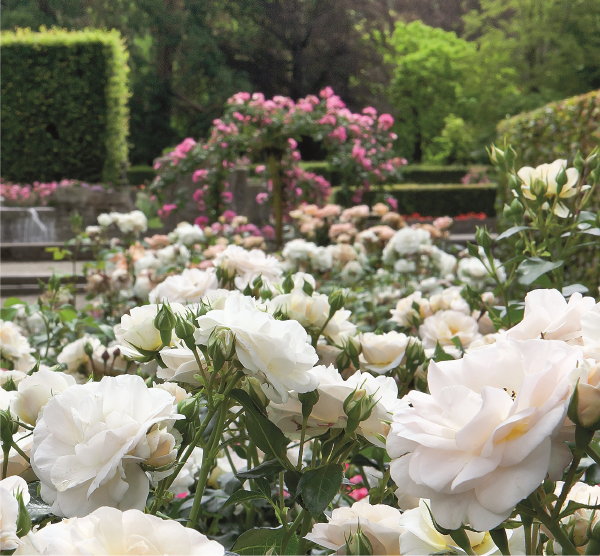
[1,179,82,206]
[151,87,407,225]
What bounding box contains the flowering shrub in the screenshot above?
[150,88,405,244]
[1,146,599,555]
[0,179,94,206]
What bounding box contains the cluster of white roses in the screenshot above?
[97,210,148,235]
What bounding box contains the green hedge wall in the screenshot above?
[497,90,600,165]
[333,183,497,216]
[1,28,130,184]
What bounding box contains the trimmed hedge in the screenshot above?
[497,90,600,165]
[127,165,156,185]
[333,183,497,216]
[1,28,130,183]
[299,161,478,186]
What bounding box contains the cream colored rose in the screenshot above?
[149,268,218,304]
[30,375,181,517]
[114,303,185,358]
[0,320,35,372]
[305,498,404,555]
[390,291,431,328]
[0,476,30,551]
[359,331,410,374]
[158,344,204,386]
[418,310,481,349]
[15,507,224,555]
[518,159,579,200]
[269,290,330,330]
[56,336,102,374]
[195,294,318,403]
[10,369,76,425]
[267,365,400,447]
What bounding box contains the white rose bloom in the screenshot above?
[170,221,205,246]
[419,310,481,350]
[507,289,597,343]
[390,292,432,328]
[111,210,148,234]
[340,260,364,283]
[11,369,76,425]
[0,320,36,372]
[582,304,600,360]
[97,212,113,227]
[383,227,432,263]
[429,245,458,277]
[267,365,400,447]
[323,309,357,346]
[359,331,410,374]
[518,159,579,200]
[133,272,154,298]
[194,294,318,403]
[134,253,161,273]
[91,343,129,375]
[387,337,583,531]
[282,238,318,265]
[214,244,283,286]
[114,303,185,358]
[157,344,203,386]
[0,476,30,551]
[394,259,417,273]
[31,375,181,517]
[149,268,219,304]
[428,286,471,315]
[57,336,102,374]
[310,246,334,272]
[15,507,224,555]
[305,498,404,555]
[156,244,190,266]
[269,290,330,330]
[399,499,498,555]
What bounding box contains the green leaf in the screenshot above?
[58,306,77,322]
[245,412,290,461]
[237,459,285,479]
[232,527,297,555]
[297,462,343,517]
[0,307,18,320]
[517,258,563,286]
[3,297,24,307]
[432,343,455,362]
[223,489,267,508]
[496,225,530,241]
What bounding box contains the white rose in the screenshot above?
[282,238,318,265]
[383,227,432,263]
[11,369,76,425]
[507,289,597,343]
[269,290,330,330]
[15,507,224,555]
[457,257,505,289]
[194,294,318,403]
[359,331,410,374]
[158,344,203,386]
[323,309,357,346]
[170,221,205,246]
[305,498,404,555]
[390,292,431,328]
[553,481,600,550]
[0,476,30,551]
[267,365,400,447]
[0,320,36,372]
[149,268,219,304]
[134,253,161,272]
[387,337,583,531]
[97,212,113,227]
[114,303,185,358]
[429,245,457,277]
[399,499,498,555]
[169,447,203,496]
[428,286,471,314]
[418,310,481,349]
[310,246,334,272]
[214,244,283,287]
[582,304,600,360]
[56,336,102,374]
[518,159,579,200]
[157,244,190,266]
[31,375,181,517]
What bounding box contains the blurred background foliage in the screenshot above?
[2,0,599,165]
